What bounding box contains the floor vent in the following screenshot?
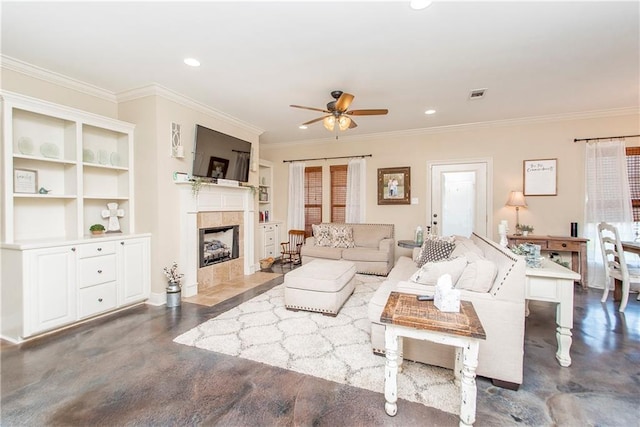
[469,88,487,99]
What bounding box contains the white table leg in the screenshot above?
[453,346,462,387]
[384,326,399,416]
[555,282,574,367]
[459,341,480,427]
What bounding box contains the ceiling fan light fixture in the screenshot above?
[298,125,308,130]
[323,116,336,131]
[338,115,351,131]
[183,58,200,67]
[424,109,436,115]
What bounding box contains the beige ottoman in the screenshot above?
[284,259,356,316]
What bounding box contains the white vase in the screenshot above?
[522,231,529,236]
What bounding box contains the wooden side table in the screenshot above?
[508,234,588,288]
[380,292,486,426]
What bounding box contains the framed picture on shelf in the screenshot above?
[377,167,411,205]
[14,168,37,194]
[523,159,557,196]
[207,156,229,179]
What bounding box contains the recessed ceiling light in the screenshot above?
[410,0,432,10]
[184,58,200,67]
[425,109,436,115]
[299,125,308,130]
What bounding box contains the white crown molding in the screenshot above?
[117,83,264,136]
[1,55,117,103]
[265,106,640,148]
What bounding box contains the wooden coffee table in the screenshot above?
[380,292,486,427]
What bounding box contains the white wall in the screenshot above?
[261,113,640,258]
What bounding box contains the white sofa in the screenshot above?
[368,233,526,389]
[301,223,395,276]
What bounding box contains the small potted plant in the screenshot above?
[519,224,534,236]
[89,223,105,236]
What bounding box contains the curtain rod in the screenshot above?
[573,134,640,143]
[282,154,372,163]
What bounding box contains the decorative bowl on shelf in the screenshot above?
[40,142,60,159]
[18,137,35,155]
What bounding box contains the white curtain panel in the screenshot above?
[584,140,634,288]
[287,162,306,230]
[346,158,366,223]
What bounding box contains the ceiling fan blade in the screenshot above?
[302,115,330,126]
[346,109,389,116]
[290,104,331,113]
[335,92,354,112]
[348,118,358,129]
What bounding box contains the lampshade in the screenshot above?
[323,115,351,132]
[338,115,351,131]
[506,191,527,207]
[323,116,336,131]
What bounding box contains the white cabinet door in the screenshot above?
[118,237,150,306]
[25,245,77,337]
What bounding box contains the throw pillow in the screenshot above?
[330,225,355,248]
[456,259,498,293]
[312,224,332,247]
[416,240,456,267]
[409,256,468,285]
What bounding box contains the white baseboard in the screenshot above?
[147,292,167,306]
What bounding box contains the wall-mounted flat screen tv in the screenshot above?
[192,124,252,183]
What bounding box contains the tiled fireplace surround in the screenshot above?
[178,183,255,298]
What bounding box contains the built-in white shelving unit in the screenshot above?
[1,92,150,343]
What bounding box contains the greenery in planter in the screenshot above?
[191,177,205,197]
[89,223,105,232]
[518,224,534,232]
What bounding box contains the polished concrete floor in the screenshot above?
[1,276,639,426]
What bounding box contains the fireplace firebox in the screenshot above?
[199,225,239,268]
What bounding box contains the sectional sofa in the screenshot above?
[368,233,527,389]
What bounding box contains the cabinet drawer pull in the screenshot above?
[97,270,103,274]
[98,298,103,302]
[121,241,125,245]
[97,247,102,252]
[562,243,567,248]
[71,247,76,252]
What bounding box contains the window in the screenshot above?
[330,165,347,222]
[304,166,322,237]
[626,147,640,221]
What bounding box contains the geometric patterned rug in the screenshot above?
[174,274,459,415]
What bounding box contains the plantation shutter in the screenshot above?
[626,147,640,222]
[304,166,322,237]
[331,165,347,223]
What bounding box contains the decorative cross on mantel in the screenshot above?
[102,202,125,233]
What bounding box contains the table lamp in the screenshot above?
[505,191,527,234]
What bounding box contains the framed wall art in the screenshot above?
[14,168,38,194]
[523,159,557,196]
[377,167,410,205]
[207,156,229,179]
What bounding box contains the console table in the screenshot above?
[381,292,486,426]
[508,235,588,288]
[525,259,580,367]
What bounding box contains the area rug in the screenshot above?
[174,274,459,415]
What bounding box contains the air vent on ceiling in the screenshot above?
[469,88,487,100]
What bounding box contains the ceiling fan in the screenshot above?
[290,90,388,133]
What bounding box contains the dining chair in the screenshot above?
[281,229,306,266]
[597,222,640,312]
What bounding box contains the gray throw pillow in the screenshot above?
[416,240,456,267]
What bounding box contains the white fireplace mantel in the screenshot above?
[177,182,255,297]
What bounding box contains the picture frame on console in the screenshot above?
[524,158,557,196]
[377,167,410,205]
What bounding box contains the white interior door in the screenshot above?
[429,161,490,237]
